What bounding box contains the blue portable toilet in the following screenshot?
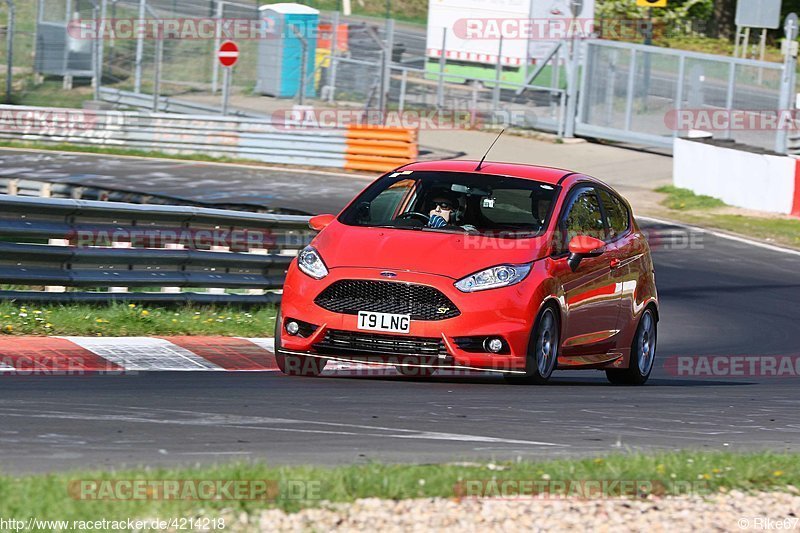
[256,3,319,98]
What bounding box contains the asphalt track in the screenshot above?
[0,153,799,473]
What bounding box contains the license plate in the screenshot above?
[357,311,410,334]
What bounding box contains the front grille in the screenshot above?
[314,280,460,321]
[314,329,448,359]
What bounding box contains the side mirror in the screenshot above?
[567,235,606,272]
[309,214,335,231]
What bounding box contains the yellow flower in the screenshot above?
[140,310,150,317]
[656,464,666,474]
[594,458,604,464]
[95,318,105,323]
[192,316,200,320]
[128,303,136,308]
[4,325,12,332]
[44,323,52,328]
[172,319,178,323]
[712,468,721,474]
[773,470,784,477]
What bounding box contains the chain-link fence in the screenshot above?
[576,39,789,153]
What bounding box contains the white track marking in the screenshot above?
[58,337,221,371]
[639,215,800,257]
[244,338,275,354]
[0,405,565,447]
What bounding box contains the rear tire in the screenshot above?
[274,310,327,377]
[504,306,559,385]
[606,308,656,386]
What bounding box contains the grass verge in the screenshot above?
[0,452,797,520]
[654,185,800,249]
[0,302,277,337]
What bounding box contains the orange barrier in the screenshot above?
[344,125,418,172]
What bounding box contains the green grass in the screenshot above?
[0,452,797,520]
[655,185,727,210]
[0,302,277,337]
[654,185,800,249]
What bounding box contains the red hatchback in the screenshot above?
[276,160,659,385]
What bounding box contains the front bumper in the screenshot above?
[279,264,544,373]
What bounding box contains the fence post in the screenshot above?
[492,36,503,114]
[776,14,799,155]
[211,0,223,94]
[326,11,339,103]
[436,28,445,109]
[62,0,72,90]
[4,0,14,103]
[92,2,100,101]
[380,18,394,122]
[133,0,145,93]
[564,37,581,138]
[152,34,163,112]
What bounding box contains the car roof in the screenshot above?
[399,160,579,185]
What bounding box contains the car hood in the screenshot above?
[312,222,550,279]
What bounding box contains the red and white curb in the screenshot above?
[0,336,488,376]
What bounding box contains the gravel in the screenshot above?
[205,490,800,532]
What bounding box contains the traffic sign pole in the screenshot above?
[217,41,239,116]
[222,66,231,115]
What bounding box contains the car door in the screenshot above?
[596,188,644,344]
[553,186,621,361]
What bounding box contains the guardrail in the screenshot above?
[0,105,418,172]
[0,195,313,305]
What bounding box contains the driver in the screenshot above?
[427,193,458,228]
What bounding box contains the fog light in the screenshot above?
[485,337,504,354]
[285,321,300,336]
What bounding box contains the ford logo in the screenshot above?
[380,271,397,278]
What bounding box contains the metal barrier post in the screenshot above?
[624,50,637,132]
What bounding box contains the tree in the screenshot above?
[712,0,736,39]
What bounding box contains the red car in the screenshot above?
[276,160,658,385]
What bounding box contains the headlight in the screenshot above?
[454,264,532,292]
[297,246,328,279]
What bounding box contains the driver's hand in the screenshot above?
[428,214,448,228]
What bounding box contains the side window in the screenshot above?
[361,179,416,224]
[561,188,605,251]
[598,189,630,241]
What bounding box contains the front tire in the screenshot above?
[274,310,327,377]
[606,308,657,386]
[504,306,559,385]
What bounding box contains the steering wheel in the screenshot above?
[396,212,430,224]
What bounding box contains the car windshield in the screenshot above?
[338,170,557,238]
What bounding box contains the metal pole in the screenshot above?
[381,18,394,122]
[152,34,163,111]
[624,50,637,131]
[326,11,339,102]
[724,62,735,139]
[4,0,14,102]
[63,0,73,90]
[492,35,503,113]
[291,25,308,106]
[776,18,798,154]
[398,68,406,113]
[97,0,106,97]
[133,0,145,92]
[92,3,100,101]
[211,0,223,93]
[436,27,445,109]
[564,36,580,138]
[221,66,230,114]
